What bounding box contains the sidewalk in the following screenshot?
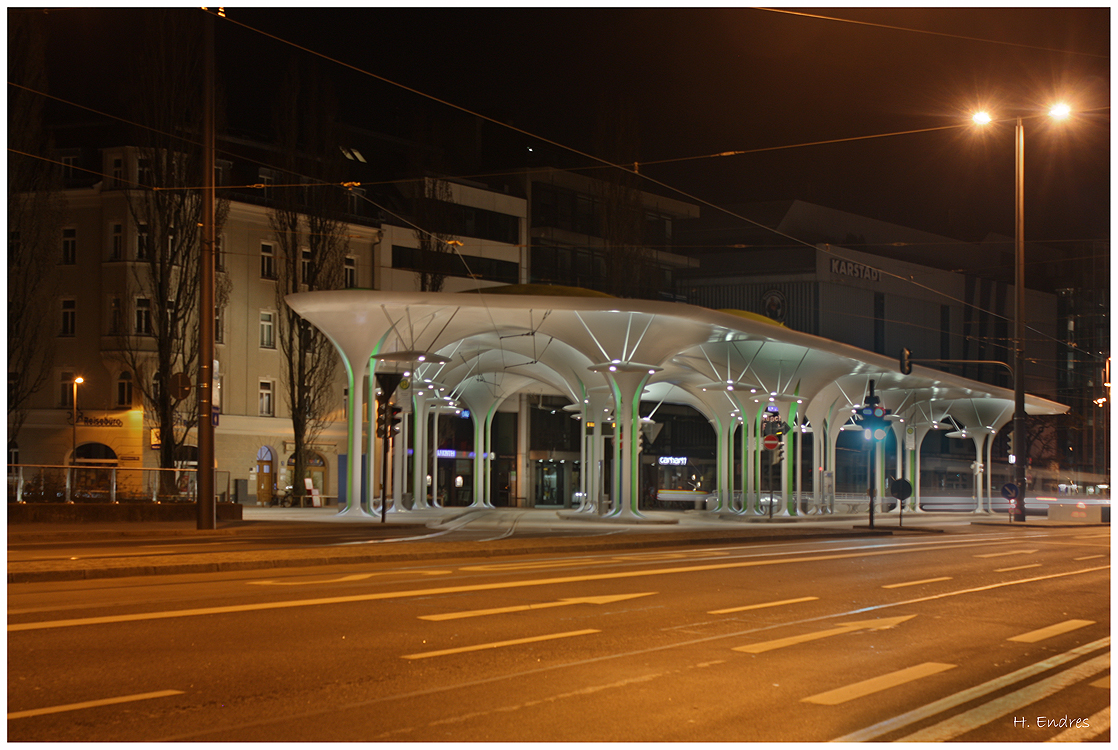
[7,506,1101,584]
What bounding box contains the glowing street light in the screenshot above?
[971,102,1073,521]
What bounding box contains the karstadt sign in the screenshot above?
[830,257,880,282]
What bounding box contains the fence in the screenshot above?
[8,464,232,504]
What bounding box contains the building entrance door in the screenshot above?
[256,446,275,505]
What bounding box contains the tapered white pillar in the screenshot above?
[590,363,660,520]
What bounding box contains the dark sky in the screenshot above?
[29,6,1111,246]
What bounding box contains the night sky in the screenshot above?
[26,6,1112,247]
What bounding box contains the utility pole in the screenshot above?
[197,8,216,529]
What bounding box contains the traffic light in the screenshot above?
[388,405,403,436]
[899,347,913,375]
[375,405,388,439]
[376,404,403,439]
[777,440,785,462]
[860,404,889,441]
[1007,429,1016,464]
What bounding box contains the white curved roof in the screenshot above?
[286,287,1067,425]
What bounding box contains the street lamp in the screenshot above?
[71,376,84,464]
[972,103,1071,521]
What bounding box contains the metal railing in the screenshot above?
[7,464,231,504]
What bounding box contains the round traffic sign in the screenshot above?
[763,434,780,450]
[168,372,192,401]
[1001,483,1019,500]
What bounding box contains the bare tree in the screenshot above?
[114,9,225,490]
[7,12,64,446]
[270,61,347,504]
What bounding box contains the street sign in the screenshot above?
[763,434,780,451]
[1001,483,1019,500]
[168,372,192,401]
[890,478,912,501]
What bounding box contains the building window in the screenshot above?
[345,256,357,288]
[61,228,77,265]
[108,297,123,334]
[112,157,124,187]
[8,441,18,468]
[137,223,151,260]
[60,371,76,408]
[60,299,76,337]
[215,305,225,344]
[138,157,152,186]
[258,170,274,200]
[214,234,225,272]
[60,155,77,179]
[135,298,152,335]
[116,371,133,407]
[259,380,274,417]
[259,311,275,348]
[110,223,123,260]
[347,187,365,215]
[301,249,313,285]
[260,242,275,279]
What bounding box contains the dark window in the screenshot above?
[60,299,76,336]
[61,228,77,265]
[392,245,517,285]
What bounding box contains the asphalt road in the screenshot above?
[7,521,1109,742]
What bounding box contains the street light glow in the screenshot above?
[1049,103,1071,119]
[972,111,992,125]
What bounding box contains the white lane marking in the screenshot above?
[247,571,452,586]
[8,689,184,720]
[1074,554,1106,561]
[882,577,952,589]
[896,652,1110,742]
[831,637,1110,741]
[995,563,1042,572]
[419,592,656,621]
[709,596,818,614]
[1008,619,1095,643]
[401,629,600,659]
[803,662,956,705]
[975,549,1038,558]
[733,615,915,654]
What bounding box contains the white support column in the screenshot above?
[340,364,372,518]
[410,390,429,510]
[591,363,659,520]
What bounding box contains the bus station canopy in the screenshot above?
[287,285,1067,516]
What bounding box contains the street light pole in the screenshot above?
[71,376,83,463]
[973,106,1070,521]
[1012,115,1027,522]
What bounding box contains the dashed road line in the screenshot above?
[401,629,600,659]
[803,662,955,705]
[709,596,818,614]
[1008,619,1095,643]
[882,577,952,589]
[8,689,184,720]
